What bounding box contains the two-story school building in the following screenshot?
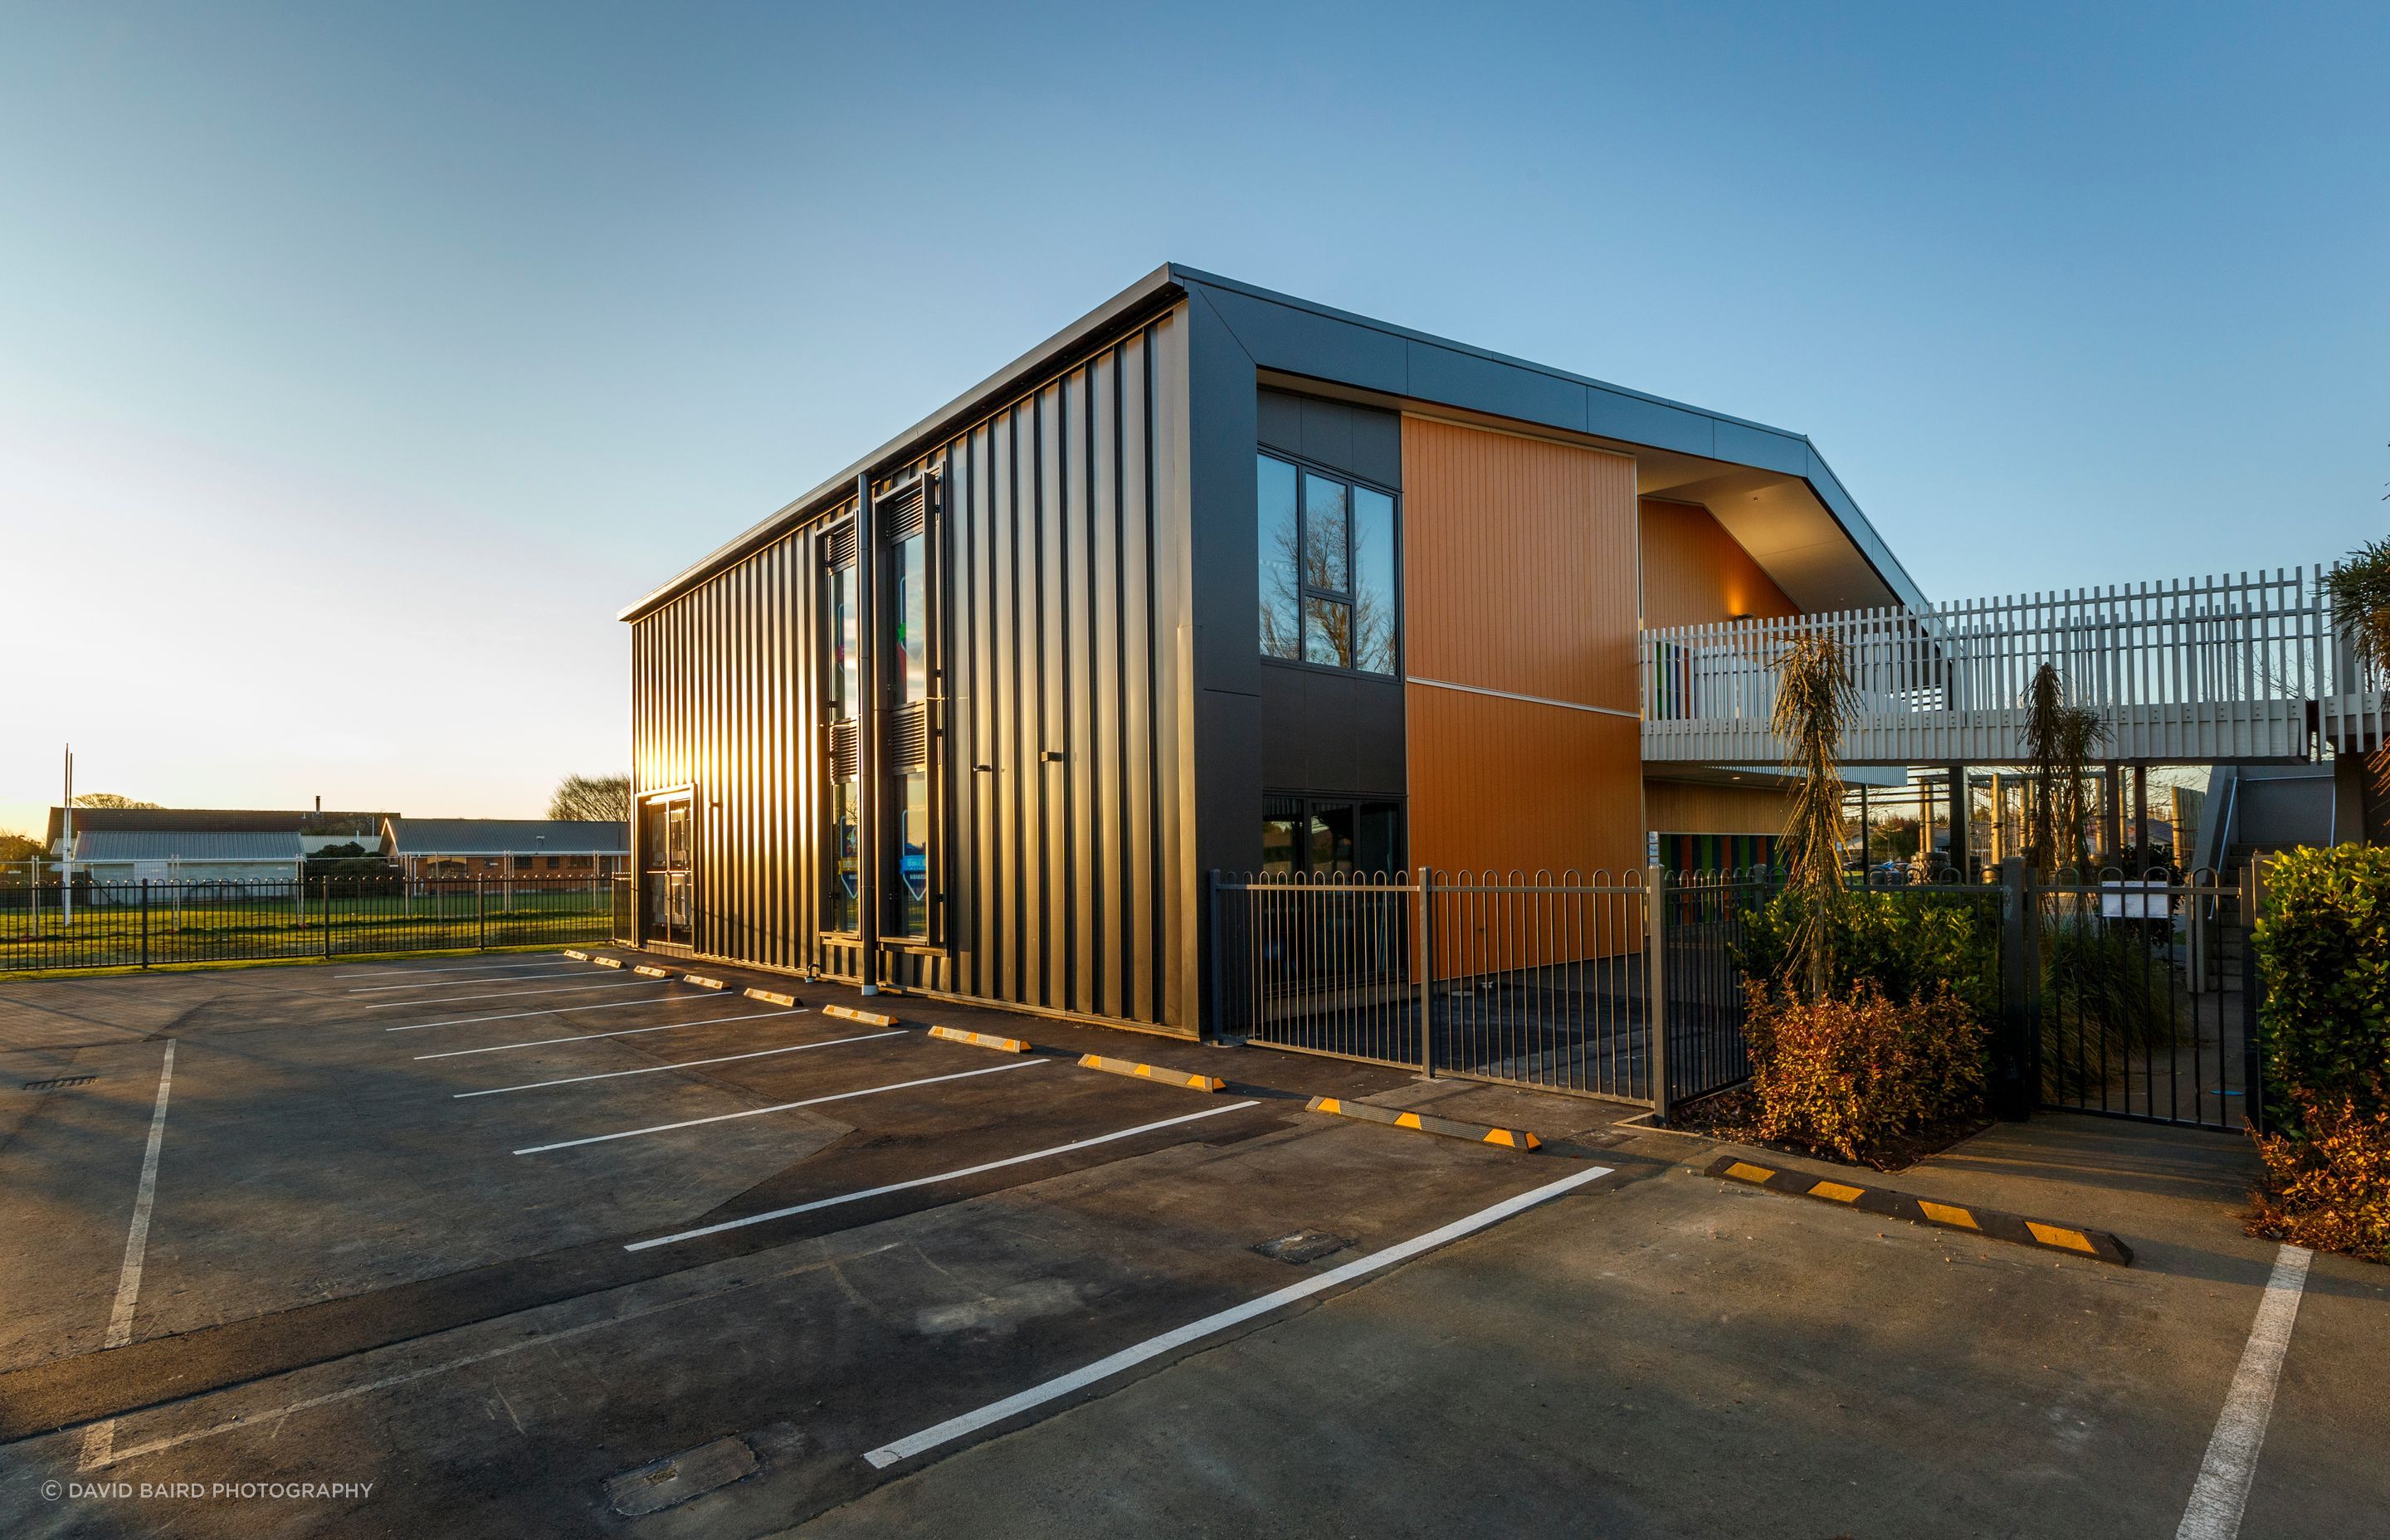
[619,265,1925,1038]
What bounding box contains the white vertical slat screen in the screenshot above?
[1640,565,2387,764]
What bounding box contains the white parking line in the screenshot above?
[2174,1243,2314,1540]
[862,1160,1612,1469]
[454,1031,905,1097]
[367,978,678,1010]
[81,1039,179,1471]
[627,1099,1261,1253]
[414,1007,806,1059]
[334,957,568,977]
[388,993,752,1033]
[349,968,585,993]
[515,1061,1045,1154]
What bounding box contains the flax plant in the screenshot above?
[1773,631,1856,1001]
[2023,663,2103,875]
[2327,537,2390,686]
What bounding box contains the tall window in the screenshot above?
[1256,452,1397,674]
[890,533,927,704]
[885,528,930,938]
[827,556,860,933]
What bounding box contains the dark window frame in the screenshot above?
[1261,792,1407,880]
[1256,450,1402,679]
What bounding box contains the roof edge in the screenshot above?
[617,263,1188,623]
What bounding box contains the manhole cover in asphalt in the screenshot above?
[23,1076,97,1092]
[1253,1230,1350,1265]
[604,1435,758,1516]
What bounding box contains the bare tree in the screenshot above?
[549,774,630,824]
[71,792,162,809]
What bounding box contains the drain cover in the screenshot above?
[1253,1230,1350,1265]
[24,1076,96,1092]
[603,1435,757,1516]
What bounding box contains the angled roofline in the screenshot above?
[621,261,1926,621]
[618,264,1188,622]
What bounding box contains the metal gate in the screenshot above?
[1208,868,1768,1111]
[2031,871,2259,1132]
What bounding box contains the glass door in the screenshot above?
[641,789,694,946]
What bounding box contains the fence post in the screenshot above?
[1997,856,2033,1120]
[322,878,334,960]
[1646,862,1670,1123]
[141,879,150,969]
[2240,858,2266,1136]
[1416,866,1435,1077]
[1202,870,1222,1042]
[477,877,487,951]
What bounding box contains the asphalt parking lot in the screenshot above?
[0,953,2383,1538]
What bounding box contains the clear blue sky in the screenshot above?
[3,2,2384,836]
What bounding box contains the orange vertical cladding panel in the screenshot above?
[1401,416,1641,713]
[1637,499,1797,631]
[1402,416,1643,885]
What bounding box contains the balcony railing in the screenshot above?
[1641,565,2385,765]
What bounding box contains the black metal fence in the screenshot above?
[0,877,613,975]
[1211,861,2266,1132]
[2029,870,2258,1132]
[1210,868,1771,1110]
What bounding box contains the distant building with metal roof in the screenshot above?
[380,818,629,879]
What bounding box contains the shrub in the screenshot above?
[1738,889,2000,1025]
[1744,979,1990,1166]
[2253,844,2390,1130]
[2244,1081,2390,1265]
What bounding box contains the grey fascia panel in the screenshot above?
[1402,340,1587,434]
[1585,387,1714,457]
[619,264,1188,621]
[1193,281,1409,395]
[1712,418,1812,478]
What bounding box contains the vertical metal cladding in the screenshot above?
[629,310,1192,1031]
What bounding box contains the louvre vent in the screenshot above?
[876,480,928,542]
[831,719,860,782]
[827,522,858,570]
[887,705,929,768]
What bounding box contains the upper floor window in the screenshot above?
[889,533,927,704]
[829,561,860,720]
[1256,453,1397,675]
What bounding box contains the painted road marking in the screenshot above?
[80,1039,177,1470]
[367,978,681,1010]
[515,1060,1046,1153]
[348,967,584,993]
[454,1031,905,1098]
[2174,1244,2314,1540]
[861,1160,1614,1468]
[334,957,567,977]
[627,1100,1263,1254]
[387,994,762,1034]
[413,1008,804,1060]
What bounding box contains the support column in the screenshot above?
[2131,763,2149,874]
[854,471,881,996]
[1945,763,1969,880]
[1858,782,1871,873]
[2102,762,2124,868]
[1988,772,2006,865]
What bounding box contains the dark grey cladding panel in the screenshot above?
[1714,417,1811,478]
[1257,664,1406,799]
[1258,389,1402,489]
[1586,387,1714,458]
[1403,341,1588,435]
[1193,282,1409,395]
